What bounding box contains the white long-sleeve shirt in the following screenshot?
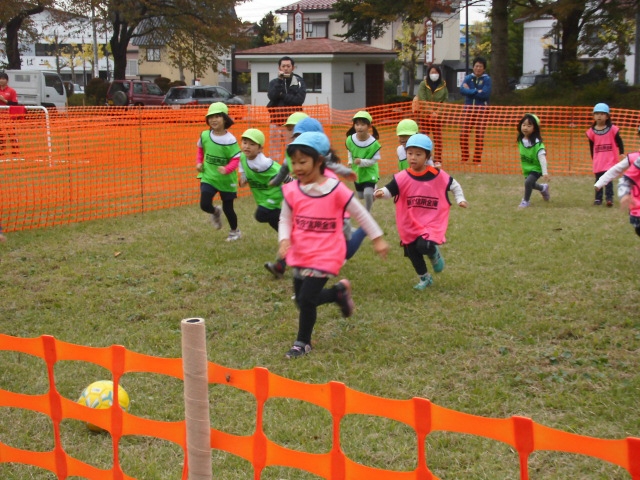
[594,153,640,198]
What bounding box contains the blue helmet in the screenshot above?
[593,103,610,114]
[293,117,324,135]
[405,133,433,152]
[289,132,331,156]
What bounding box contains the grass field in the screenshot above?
[0,173,638,479]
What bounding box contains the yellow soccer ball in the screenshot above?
[77,380,130,431]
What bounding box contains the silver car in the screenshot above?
[162,85,244,107]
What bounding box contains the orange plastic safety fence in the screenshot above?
[1,334,639,480]
[1,104,639,233]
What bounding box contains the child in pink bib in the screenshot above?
[279,132,388,358]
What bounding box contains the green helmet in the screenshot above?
[353,110,373,123]
[242,128,265,146]
[526,113,541,127]
[396,119,419,136]
[284,111,309,126]
[206,102,228,118]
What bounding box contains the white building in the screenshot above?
[522,15,636,84]
[1,8,119,85]
[236,38,396,110]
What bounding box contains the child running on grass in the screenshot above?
[266,116,361,277]
[595,125,640,238]
[516,113,550,208]
[237,128,288,276]
[279,132,389,358]
[587,103,624,207]
[196,102,242,241]
[290,117,366,259]
[346,111,381,211]
[374,134,467,290]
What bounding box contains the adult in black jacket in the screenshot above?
[267,56,306,125]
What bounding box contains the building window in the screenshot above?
[35,44,55,56]
[302,73,322,93]
[126,59,138,76]
[146,48,161,62]
[307,22,328,38]
[257,72,269,92]
[344,73,354,93]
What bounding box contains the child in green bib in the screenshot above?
[345,111,381,211]
[237,128,287,278]
[196,103,242,241]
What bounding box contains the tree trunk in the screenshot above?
[110,18,135,80]
[490,0,509,95]
[558,5,585,74]
[5,17,23,69]
[4,5,45,70]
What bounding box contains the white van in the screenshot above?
[4,70,67,109]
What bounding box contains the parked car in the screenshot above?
[162,85,244,107]
[106,80,165,106]
[515,74,550,90]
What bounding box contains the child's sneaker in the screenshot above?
[226,230,241,242]
[518,200,530,208]
[335,279,354,318]
[429,246,445,273]
[211,206,222,229]
[285,341,312,359]
[264,260,285,279]
[606,199,613,207]
[414,273,433,290]
[541,184,550,201]
[594,199,602,206]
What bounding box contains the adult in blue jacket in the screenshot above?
[460,57,492,164]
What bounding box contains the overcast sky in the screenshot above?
[235,1,488,24]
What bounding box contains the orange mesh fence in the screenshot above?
[1,333,639,479]
[1,104,639,233]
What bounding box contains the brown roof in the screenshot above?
[276,0,338,13]
[236,38,396,56]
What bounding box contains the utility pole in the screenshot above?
[91,3,100,79]
[635,5,640,85]
[465,0,470,74]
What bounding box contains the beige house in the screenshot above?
[276,0,462,88]
[133,20,233,90]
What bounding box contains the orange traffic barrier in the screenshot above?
[1,104,639,233]
[1,334,639,479]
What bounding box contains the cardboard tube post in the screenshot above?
[181,317,212,480]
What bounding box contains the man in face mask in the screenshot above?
[413,65,449,165]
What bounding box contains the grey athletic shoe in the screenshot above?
[541,184,550,201]
[286,341,312,359]
[211,206,222,229]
